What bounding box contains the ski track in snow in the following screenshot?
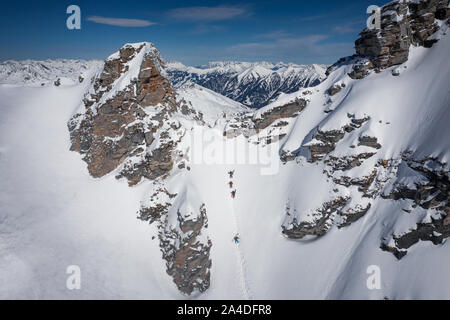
[227,175,253,300]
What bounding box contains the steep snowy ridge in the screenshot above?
[167,61,326,108]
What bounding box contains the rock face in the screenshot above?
[69,43,177,183]
[223,98,308,144]
[307,115,371,163]
[381,155,450,259]
[139,193,212,295]
[282,197,349,239]
[352,0,449,76]
[253,99,307,133]
[355,1,411,69]
[161,205,212,295]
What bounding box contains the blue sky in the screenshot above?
[1,0,387,65]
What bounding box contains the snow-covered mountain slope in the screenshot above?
[0,59,103,86]
[167,61,326,108]
[0,0,449,300]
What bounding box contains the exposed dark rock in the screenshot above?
[382,154,450,259]
[326,84,343,96]
[359,136,382,149]
[139,188,212,296]
[380,243,408,260]
[68,43,178,183]
[116,140,176,186]
[349,60,373,79]
[253,99,307,133]
[308,129,345,162]
[282,197,349,239]
[339,204,372,228]
[394,216,450,252]
[350,0,449,77]
[355,1,411,69]
[161,204,212,295]
[324,153,376,171]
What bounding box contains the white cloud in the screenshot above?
[167,6,248,22]
[254,30,293,39]
[86,16,156,27]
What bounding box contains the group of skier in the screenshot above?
[228,170,237,199]
[228,170,240,244]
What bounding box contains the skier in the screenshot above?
[231,190,236,199]
[233,234,240,244]
[229,181,233,189]
[228,170,235,179]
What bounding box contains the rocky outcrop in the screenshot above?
[253,99,307,133]
[139,191,212,295]
[307,115,371,162]
[68,43,178,183]
[358,136,382,149]
[339,204,372,229]
[326,84,345,96]
[381,155,450,259]
[355,1,411,70]
[162,205,212,295]
[308,129,346,162]
[222,98,307,147]
[351,0,449,77]
[324,153,376,171]
[69,43,213,295]
[282,197,349,239]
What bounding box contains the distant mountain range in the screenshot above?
[0,59,103,85]
[166,61,327,108]
[0,59,326,109]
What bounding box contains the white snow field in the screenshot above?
[0,22,449,300]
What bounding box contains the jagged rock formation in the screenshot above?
[223,98,308,144]
[253,99,307,133]
[325,0,450,79]
[305,115,372,163]
[381,155,450,259]
[68,42,213,295]
[167,61,326,108]
[282,197,350,239]
[352,0,450,75]
[139,190,212,295]
[69,43,178,183]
